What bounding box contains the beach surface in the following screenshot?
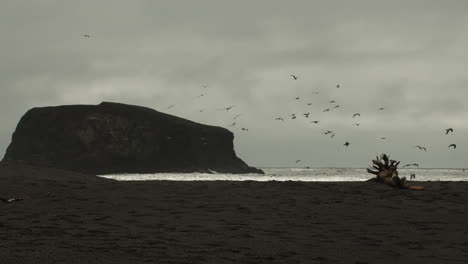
[1,161,467,264]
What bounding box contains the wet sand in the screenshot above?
[1,161,468,263]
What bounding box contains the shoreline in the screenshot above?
[1,162,468,263]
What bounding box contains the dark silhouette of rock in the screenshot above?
[3,102,264,175]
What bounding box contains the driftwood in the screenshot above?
[367,154,424,190]
[0,196,25,203]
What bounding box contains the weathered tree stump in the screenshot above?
[367,154,424,190]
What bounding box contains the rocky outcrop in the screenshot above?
[3,102,263,175]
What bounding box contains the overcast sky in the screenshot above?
[1,1,467,168]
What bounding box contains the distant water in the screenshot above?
[100,168,468,182]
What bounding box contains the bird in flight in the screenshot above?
[82,34,91,38]
[402,163,419,168]
[291,113,297,119]
[333,105,340,109]
[295,160,301,163]
[324,130,333,135]
[307,103,313,106]
[197,93,205,98]
[275,118,284,121]
[445,128,454,135]
[220,106,235,111]
[378,107,384,110]
[336,84,340,88]
[312,92,320,95]
[449,144,457,149]
[310,120,319,124]
[167,104,175,109]
[233,114,243,120]
[344,142,350,147]
[229,122,236,126]
[331,133,336,138]
[303,113,310,118]
[381,137,387,140]
[415,146,427,152]
[201,85,208,88]
[295,97,300,100]
[352,123,360,126]
[290,75,299,80]
[242,128,249,131]
[329,100,336,103]
[323,108,330,112]
[353,113,360,118]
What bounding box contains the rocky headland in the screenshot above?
[3,102,263,175]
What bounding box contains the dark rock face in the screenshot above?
[3,102,264,175]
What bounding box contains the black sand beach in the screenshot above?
[1,161,468,264]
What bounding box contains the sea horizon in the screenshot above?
[257,166,468,170]
[100,167,468,182]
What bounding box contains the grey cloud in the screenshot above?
[1,1,468,167]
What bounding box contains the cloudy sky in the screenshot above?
[1,1,467,168]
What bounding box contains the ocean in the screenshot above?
[100,167,468,181]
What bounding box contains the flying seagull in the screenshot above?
[352,123,360,126]
[402,163,419,168]
[378,107,384,110]
[449,144,457,149]
[310,120,319,124]
[415,146,427,152]
[295,97,300,100]
[323,108,330,112]
[291,113,297,119]
[167,104,175,109]
[381,137,387,140]
[445,128,454,135]
[324,130,333,135]
[353,113,360,118]
[329,100,336,103]
[303,113,310,118]
[331,133,336,138]
[333,105,340,109]
[82,34,90,38]
[344,142,350,147]
[196,93,205,98]
[233,114,243,120]
[336,84,340,88]
[242,128,249,131]
[295,160,301,163]
[307,103,313,105]
[229,122,236,126]
[219,106,236,111]
[290,75,299,80]
[275,118,284,121]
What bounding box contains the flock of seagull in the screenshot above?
[285,75,457,154]
[186,73,458,167]
[79,34,459,168]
